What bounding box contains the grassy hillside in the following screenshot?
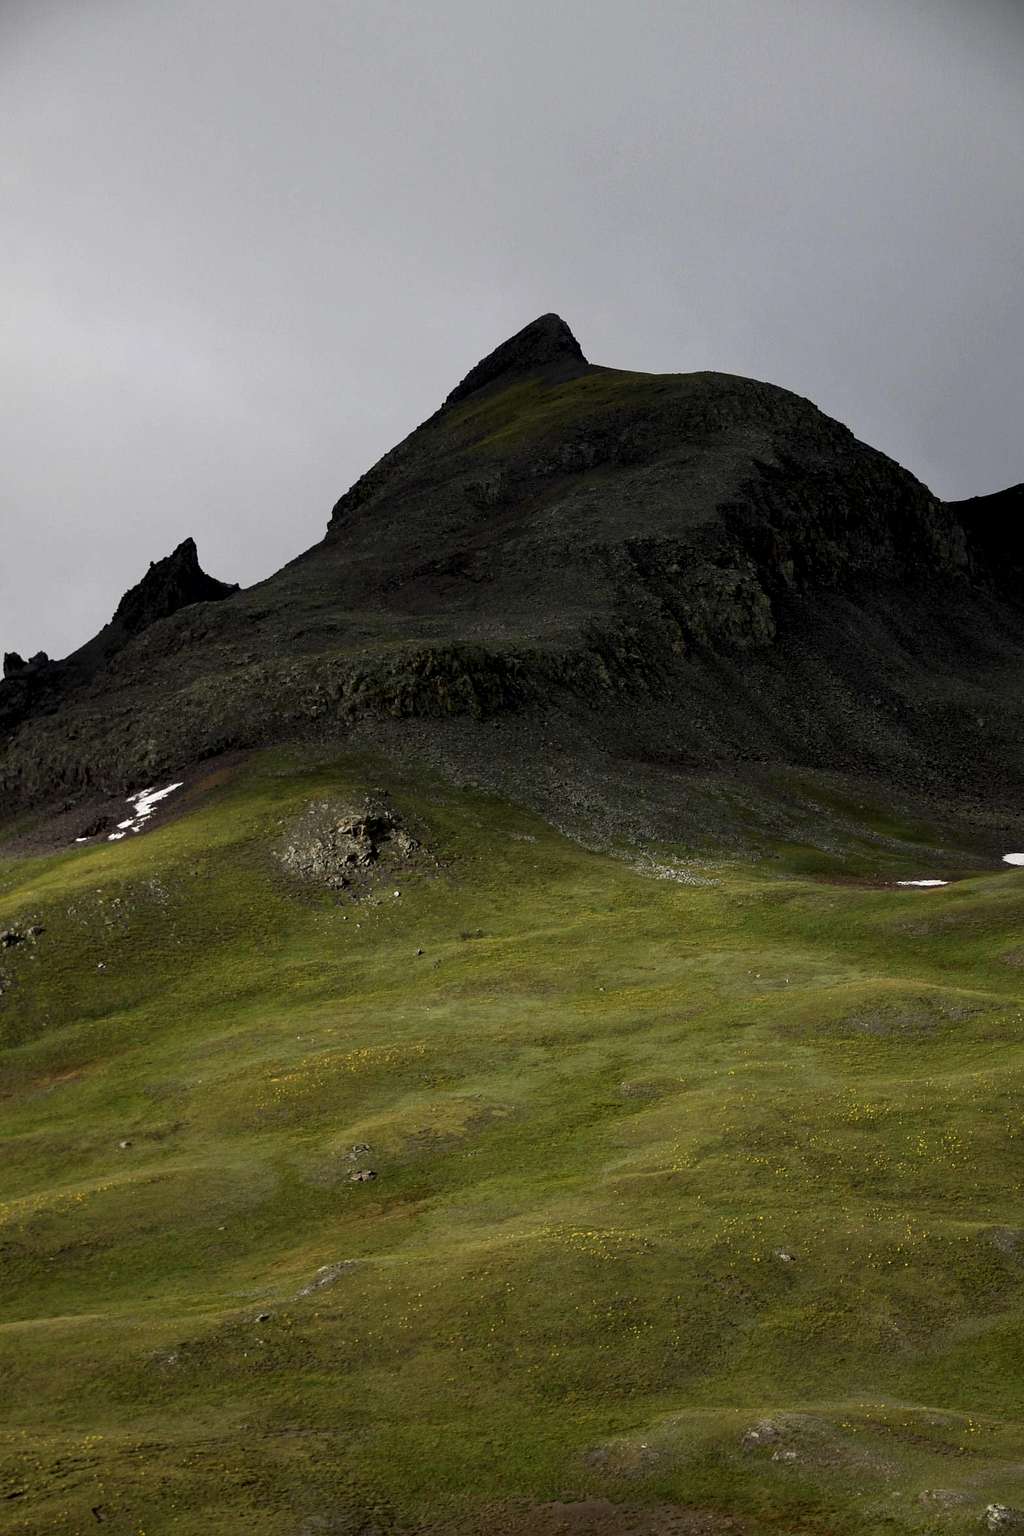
[2,751,1024,1534]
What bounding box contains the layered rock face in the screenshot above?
[0,315,1021,810]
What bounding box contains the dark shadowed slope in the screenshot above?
[950,483,1024,595]
[1,316,1021,813]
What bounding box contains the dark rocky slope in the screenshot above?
[0,538,236,741]
[950,483,1024,595]
[1,315,1021,814]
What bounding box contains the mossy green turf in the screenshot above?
[2,753,1024,1534]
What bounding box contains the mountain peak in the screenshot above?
[444,313,587,406]
[112,538,238,639]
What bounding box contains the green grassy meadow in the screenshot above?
[2,751,1023,1534]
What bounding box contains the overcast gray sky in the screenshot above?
[3,0,1021,661]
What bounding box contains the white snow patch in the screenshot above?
[107,781,184,841]
[1003,854,1024,866]
[896,879,948,888]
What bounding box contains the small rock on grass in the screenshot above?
[742,1420,782,1450]
[349,1169,377,1183]
[296,1261,356,1297]
[986,1508,1024,1531]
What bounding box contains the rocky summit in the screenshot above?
[3,319,1024,1536]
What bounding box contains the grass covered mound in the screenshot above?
[1,751,1023,1535]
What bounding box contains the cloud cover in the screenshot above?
[2,0,1021,659]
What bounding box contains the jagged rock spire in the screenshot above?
[0,538,239,739]
[112,537,238,637]
[445,313,587,406]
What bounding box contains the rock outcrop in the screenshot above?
[3,651,49,679]
[277,793,420,893]
[948,482,1024,593]
[0,538,236,740]
[444,312,588,405]
[110,538,238,640]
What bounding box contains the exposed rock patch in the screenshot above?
[0,922,44,953]
[296,1261,357,1297]
[277,791,422,895]
[986,1507,1024,1532]
[741,1419,783,1451]
[836,994,980,1038]
[919,1489,970,1509]
[0,920,45,1007]
[618,1078,678,1101]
